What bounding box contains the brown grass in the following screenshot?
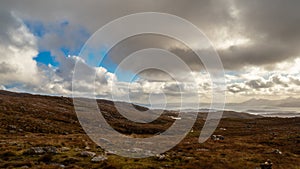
[0,90,299,168]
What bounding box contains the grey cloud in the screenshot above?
[35,22,90,81]
[2,0,233,33]
[106,34,205,81]
[0,62,17,74]
[1,0,233,73]
[219,42,298,70]
[3,0,299,72]
[227,73,300,94]
[289,77,300,86]
[227,84,247,93]
[271,75,289,87]
[163,83,182,94]
[0,9,20,45]
[219,0,300,69]
[246,79,273,89]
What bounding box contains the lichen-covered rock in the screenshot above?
[80,151,96,157]
[25,147,45,154]
[91,155,107,162]
[24,146,58,155]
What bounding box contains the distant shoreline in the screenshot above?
[1,89,299,118]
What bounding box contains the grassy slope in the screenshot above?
[0,90,299,169]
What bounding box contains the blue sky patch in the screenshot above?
[34,51,59,67]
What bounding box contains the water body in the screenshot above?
[225,105,300,118]
[141,103,300,118]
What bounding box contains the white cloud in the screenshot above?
[0,12,41,86]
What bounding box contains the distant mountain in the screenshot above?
[237,97,300,107]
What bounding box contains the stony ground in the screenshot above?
[0,90,299,169]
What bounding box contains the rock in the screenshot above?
[8,125,17,129]
[260,159,272,169]
[85,146,91,150]
[9,141,18,145]
[220,128,227,131]
[26,147,45,154]
[74,148,81,152]
[273,149,282,155]
[50,163,65,168]
[25,146,58,155]
[197,148,209,152]
[91,155,107,162]
[184,157,194,160]
[43,146,58,154]
[63,131,69,135]
[9,130,16,134]
[104,150,116,155]
[80,151,96,157]
[270,132,278,136]
[211,135,224,141]
[61,147,70,152]
[62,157,80,164]
[156,154,166,160]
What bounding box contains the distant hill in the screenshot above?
[0,89,262,135]
[237,97,300,107]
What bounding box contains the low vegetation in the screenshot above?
[0,90,299,168]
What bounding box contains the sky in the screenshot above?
[1,0,300,105]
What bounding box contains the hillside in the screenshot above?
[0,90,299,169]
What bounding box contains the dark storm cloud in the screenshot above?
[0,0,233,32]
[219,41,299,70]
[219,0,300,69]
[105,34,205,80]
